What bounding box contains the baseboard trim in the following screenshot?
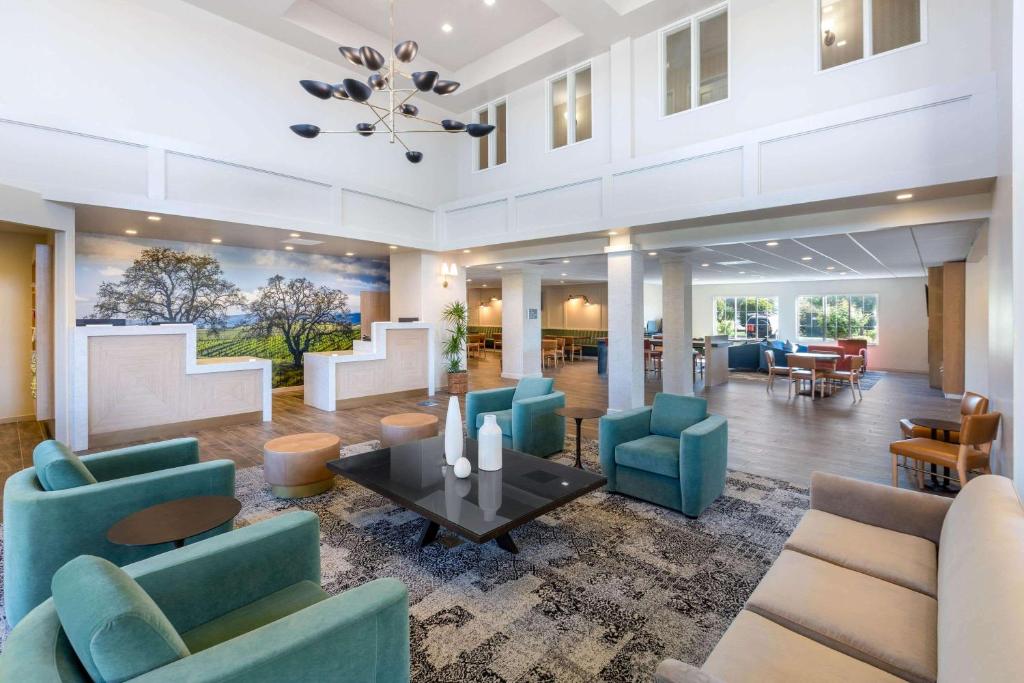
[0,414,36,425]
[335,388,427,409]
[88,411,262,450]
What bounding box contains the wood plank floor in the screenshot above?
[0,351,960,518]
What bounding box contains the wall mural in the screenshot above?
[76,233,389,387]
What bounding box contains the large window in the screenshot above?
[474,99,507,171]
[549,64,592,149]
[819,0,923,71]
[798,294,878,343]
[663,4,728,117]
[715,296,778,339]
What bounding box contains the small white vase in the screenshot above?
[478,414,503,471]
[444,395,463,466]
[453,456,472,479]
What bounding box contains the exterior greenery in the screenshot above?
[440,301,469,374]
[714,296,779,338]
[798,294,878,342]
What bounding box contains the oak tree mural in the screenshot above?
[246,275,353,368]
[92,247,245,332]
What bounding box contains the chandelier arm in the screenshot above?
[365,104,397,135]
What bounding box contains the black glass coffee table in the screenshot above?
[327,436,606,554]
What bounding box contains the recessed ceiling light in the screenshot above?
[345,252,355,256]
[463,249,471,253]
[648,252,658,256]
[146,215,161,222]
[739,271,746,275]
[124,229,138,235]
[701,263,710,267]
[801,256,813,261]
[607,231,618,236]
[211,238,222,244]
[389,245,398,250]
[560,280,565,284]
[482,283,488,287]
[826,266,835,270]
[562,259,571,263]
[285,246,294,251]
[839,271,848,275]
[466,278,473,282]
[495,265,503,270]
[483,0,496,6]
[766,241,779,247]
[441,22,453,33]
[897,193,914,200]
[561,272,567,276]
[290,232,301,237]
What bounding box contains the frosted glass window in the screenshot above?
[551,76,568,149]
[574,67,592,142]
[699,11,728,106]
[872,0,921,55]
[820,0,864,70]
[664,24,692,115]
[476,109,489,170]
[494,101,507,165]
[820,0,922,70]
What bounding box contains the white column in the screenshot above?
[501,266,542,380]
[661,255,694,395]
[607,245,645,410]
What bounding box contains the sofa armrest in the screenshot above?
[655,659,724,683]
[134,578,410,683]
[81,438,200,482]
[127,511,320,633]
[511,391,566,455]
[465,386,516,439]
[598,407,652,489]
[810,471,952,544]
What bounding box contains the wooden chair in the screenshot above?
[466,334,484,359]
[563,336,582,362]
[644,339,662,374]
[825,355,864,402]
[889,412,1001,489]
[541,338,560,368]
[764,349,790,394]
[492,333,502,351]
[786,354,822,399]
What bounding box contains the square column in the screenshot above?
[607,246,645,410]
[501,266,542,380]
[661,255,694,395]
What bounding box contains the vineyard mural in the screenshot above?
[76,233,389,387]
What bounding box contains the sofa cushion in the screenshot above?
[51,555,190,682]
[614,435,679,478]
[937,475,1024,682]
[512,377,554,402]
[476,409,512,436]
[703,610,902,683]
[181,580,329,654]
[650,393,707,438]
[785,510,937,597]
[746,550,937,683]
[32,440,97,491]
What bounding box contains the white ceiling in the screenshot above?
[75,206,400,259]
[181,0,711,110]
[464,222,983,287]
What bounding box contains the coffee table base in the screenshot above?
[418,519,519,554]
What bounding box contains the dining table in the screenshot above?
[787,352,841,397]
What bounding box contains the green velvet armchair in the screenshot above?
[465,377,566,457]
[598,393,728,518]
[2,438,235,626]
[0,511,411,682]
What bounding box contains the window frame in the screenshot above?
[713,295,780,341]
[546,61,593,151]
[815,0,928,74]
[658,2,731,120]
[472,97,508,173]
[796,293,880,344]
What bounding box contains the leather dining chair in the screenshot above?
[899,391,989,442]
[889,412,1002,489]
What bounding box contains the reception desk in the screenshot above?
[72,324,272,451]
[304,322,435,412]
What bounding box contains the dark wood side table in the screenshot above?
[107,495,242,549]
[908,417,962,489]
[555,407,606,469]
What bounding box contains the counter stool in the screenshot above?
[380,413,439,446]
[263,432,341,498]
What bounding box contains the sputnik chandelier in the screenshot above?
[290,0,495,164]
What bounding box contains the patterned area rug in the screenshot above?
[0,438,809,679]
[236,437,808,681]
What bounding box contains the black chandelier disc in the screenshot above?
[411,71,439,92]
[359,46,386,71]
[339,46,363,66]
[342,78,373,103]
[406,151,423,163]
[356,123,376,137]
[299,80,333,100]
[441,119,466,131]
[466,123,496,138]
[290,124,321,138]
[394,40,418,63]
[433,80,460,95]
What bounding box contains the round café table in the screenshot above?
[556,407,606,469]
[107,495,242,549]
[908,417,962,490]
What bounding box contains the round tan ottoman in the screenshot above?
[263,432,341,499]
[380,413,439,447]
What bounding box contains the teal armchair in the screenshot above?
[0,512,411,682]
[465,377,566,457]
[3,438,235,626]
[598,393,728,517]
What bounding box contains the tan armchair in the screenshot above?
[889,411,1001,489]
[899,391,989,443]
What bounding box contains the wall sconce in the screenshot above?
[567,294,592,305]
[441,262,458,288]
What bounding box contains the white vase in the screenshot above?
[478,414,503,471]
[444,395,463,466]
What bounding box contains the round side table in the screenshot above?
[263,432,341,499]
[555,407,606,469]
[107,495,241,549]
[380,413,439,447]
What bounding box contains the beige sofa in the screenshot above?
[656,472,1024,682]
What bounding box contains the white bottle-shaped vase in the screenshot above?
[444,395,463,466]
[478,414,503,471]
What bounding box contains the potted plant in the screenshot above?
[441,300,469,394]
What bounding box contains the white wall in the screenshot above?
[541,283,609,329]
[468,287,503,326]
[0,231,48,421]
[965,227,990,397]
[644,282,663,325]
[691,277,928,372]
